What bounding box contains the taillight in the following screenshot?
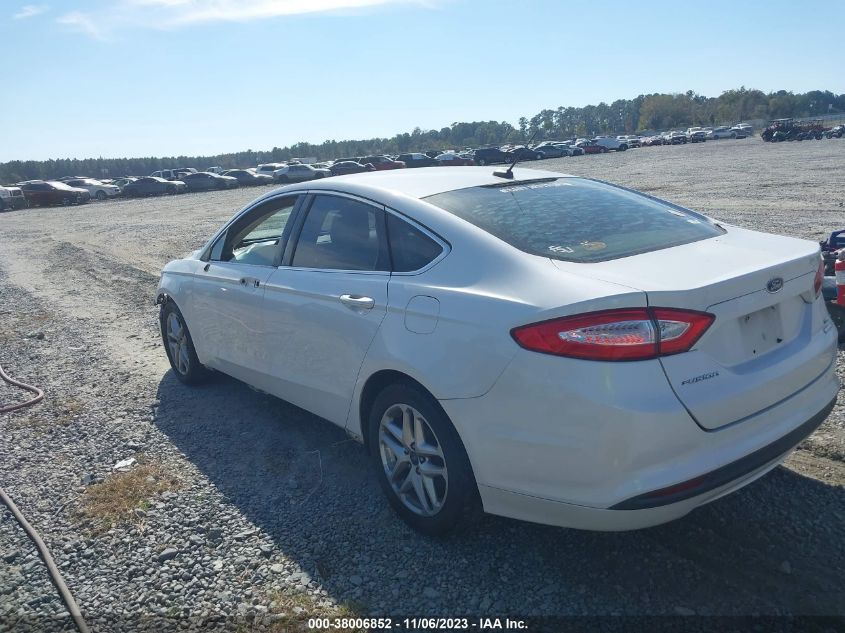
[511,307,714,361]
[813,257,824,298]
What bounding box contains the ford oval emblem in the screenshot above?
[766,277,784,293]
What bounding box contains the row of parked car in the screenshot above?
[0,123,760,210]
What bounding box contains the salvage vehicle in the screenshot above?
[0,186,28,211]
[274,164,331,183]
[18,180,90,206]
[470,147,509,166]
[123,176,186,196]
[575,139,609,154]
[222,169,275,186]
[181,172,239,191]
[157,167,838,535]
[329,161,375,176]
[359,156,406,171]
[63,177,121,200]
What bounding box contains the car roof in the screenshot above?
[284,166,571,199]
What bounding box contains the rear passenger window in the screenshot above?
[386,214,443,272]
[292,196,388,271]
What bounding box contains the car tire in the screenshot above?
[96,191,107,200]
[160,301,209,386]
[62,197,72,206]
[476,158,487,166]
[619,144,628,151]
[368,382,480,536]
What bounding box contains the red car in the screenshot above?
[574,140,609,154]
[359,155,405,170]
[435,153,476,166]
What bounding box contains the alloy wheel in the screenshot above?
[378,403,448,517]
[165,312,191,375]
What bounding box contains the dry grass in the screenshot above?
[239,589,366,633]
[78,461,179,530]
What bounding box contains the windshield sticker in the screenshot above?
[580,241,607,251]
[548,245,575,254]
[498,181,572,194]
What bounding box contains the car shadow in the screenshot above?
[154,370,845,617]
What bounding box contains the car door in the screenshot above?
[188,194,300,386]
[261,193,391,427]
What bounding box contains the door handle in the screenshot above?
[339,294,375,310]
[239,277,261,288]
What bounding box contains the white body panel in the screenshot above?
[156,167,838,531]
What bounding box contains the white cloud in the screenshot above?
[56,11,104,39]
[57,0,432,38]
[13,4,48,19]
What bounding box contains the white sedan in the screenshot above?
[156,167,838,535]
[63,178,120,200]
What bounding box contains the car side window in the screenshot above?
[386,213,444,272]
[210,196,298,266]
[291,195,388,272]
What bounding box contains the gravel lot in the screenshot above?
[1,138,844,631]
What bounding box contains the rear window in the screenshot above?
[423,178,724,263]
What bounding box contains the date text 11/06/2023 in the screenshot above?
[307,617,529,630]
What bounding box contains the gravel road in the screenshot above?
[1,138,844,631]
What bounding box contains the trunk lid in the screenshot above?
[553,225,831,430]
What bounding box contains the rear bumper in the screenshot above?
[610,395,835,510]
[440,345,839,531]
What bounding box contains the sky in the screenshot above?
[1,0,843,162]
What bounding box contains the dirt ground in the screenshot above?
[0,138,844,631]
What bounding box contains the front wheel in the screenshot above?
[476,158,487,166]
[96,191,107,200]
[160,302,209,385]
[368,383,479,535]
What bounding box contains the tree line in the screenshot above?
[2,87,842,184]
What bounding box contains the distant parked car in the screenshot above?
[825,125,844,139]
[502,146,542,161]
[395,153,439,168]
[664,131,688,145]
[256,163,286,178]
[555,143,584,156]
[18,180,90,206]
[593,137,629,151]
[616,135,641,148]
[688,130,708,143]
[470,147,509,166]
[434,153,475,166]
[533,145,569,159]
[730,123,754,137]
[222,169,274,186]
[359,156,406,171]
[329,161,376,176]
[707,126,736,140]
[151,168,196,180]
[123,177,186,197]
[112,177,138,192]
[0,186,28,211]
[63,177,121,200]
[274,164,331,183]
[181,172,239,192]
[575,140,609,154]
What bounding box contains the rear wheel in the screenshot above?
[368,383,479,535]
[96,190,107,200]
[618,144,628,151]
[160,301,209,386]
[476,158,487,166]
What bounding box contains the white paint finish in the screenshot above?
[188,262,276,373]
[404,295,440,334]
[260,268,389,426]
[157,167,840,531]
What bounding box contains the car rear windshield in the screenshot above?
[423,178,724,263]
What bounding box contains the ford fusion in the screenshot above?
[156,167,838,535]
